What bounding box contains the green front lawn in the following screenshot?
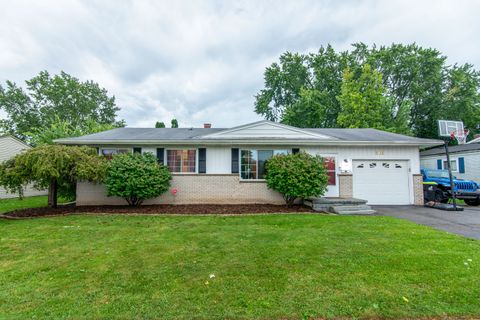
[0,195,50,214]
[0,195,71,214]
[1,214,479,319]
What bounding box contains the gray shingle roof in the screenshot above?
[54,125,441,145]
[420,143,480,156]
[306,128,435,143]
[60,127,226,141]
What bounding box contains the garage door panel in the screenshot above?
[353,160,410,205]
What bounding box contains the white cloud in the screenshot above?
[1,0,479,128]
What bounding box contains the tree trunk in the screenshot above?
[285,196,296,207]
[48,179,58,208]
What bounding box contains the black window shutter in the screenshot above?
[198,148,207,173]
[292,148,300,154]
[133,147,142,154]
[231,148,239,173]
[156,148,164,165]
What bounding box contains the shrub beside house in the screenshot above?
[105,153,172,206]
[265,153,328,205]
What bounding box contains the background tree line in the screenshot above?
[0,71,125,145]
[255,43,480,138]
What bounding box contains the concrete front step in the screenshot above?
[307,197,368,205]
[305,197,376,214]
[330,205,372,213]
[336,209,376,215]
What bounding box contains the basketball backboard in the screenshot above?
[438,120,464,137]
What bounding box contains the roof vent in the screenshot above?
[204,123,212,128]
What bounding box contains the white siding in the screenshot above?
[304,146,420,203]
[204,145,420,203]
[206,122,330,139]
[91,143,420,204]
[0,136,30,162]
[304,146,420,172]
[421,152,480,182]
[420,156,439,171]
[464,153,480,182]
[0,136,48,199]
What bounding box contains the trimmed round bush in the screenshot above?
[265,152,328,206]
[105,152,172,206]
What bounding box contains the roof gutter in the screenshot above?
[54,138,443,147]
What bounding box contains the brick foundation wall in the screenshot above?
[413,174,424,205]
[77,174,285,206]
[338,173,353,198]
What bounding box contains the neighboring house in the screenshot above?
[55,120,442,206]
[467,135,480,144]
[420,143,480,183]
[0,135,48,199]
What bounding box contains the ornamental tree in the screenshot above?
[0,145,107,207]
[105,153,172,206]
[265,152,328,206]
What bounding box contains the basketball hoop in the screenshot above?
[437,120,467,210]
[451,129,469,144]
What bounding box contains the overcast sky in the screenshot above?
[1,0,479,128]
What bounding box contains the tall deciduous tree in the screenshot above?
[0,71,124,141]
[358,43,446,138]
[0,145,107,207]
[442,64,480,138]
[171,119,179,128]
[255,52,312,123]
[337,65,394,130]
[254,43,480,138]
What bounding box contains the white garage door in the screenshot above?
[353,160,410,205]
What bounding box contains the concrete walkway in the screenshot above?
[374,205,480,240]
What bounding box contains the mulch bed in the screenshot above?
[2,203,315,218]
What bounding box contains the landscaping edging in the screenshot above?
[1,204,315,218]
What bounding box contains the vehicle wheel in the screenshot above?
[434,190,449,203]
[464,199,480,206]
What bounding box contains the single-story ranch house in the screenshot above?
[56,120,442,206]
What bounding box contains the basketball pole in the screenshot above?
[443,137,457,210]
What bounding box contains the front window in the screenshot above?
[324,157,336,185]
[240,149,288,179]
[167,149,196,173]
[426,169,450,179]
[443,160,458,172]
[101,148,130,159]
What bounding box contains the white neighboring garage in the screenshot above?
[0,135,47,199]
[353,160,410,205]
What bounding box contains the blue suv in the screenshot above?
[421,169,480,206]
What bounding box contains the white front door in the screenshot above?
[352,160,410,205]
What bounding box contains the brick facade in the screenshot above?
[413,174,424,205]
[338,173,353,198]
[77,174,285,206]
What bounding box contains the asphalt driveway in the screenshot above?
[374,205,480,240]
